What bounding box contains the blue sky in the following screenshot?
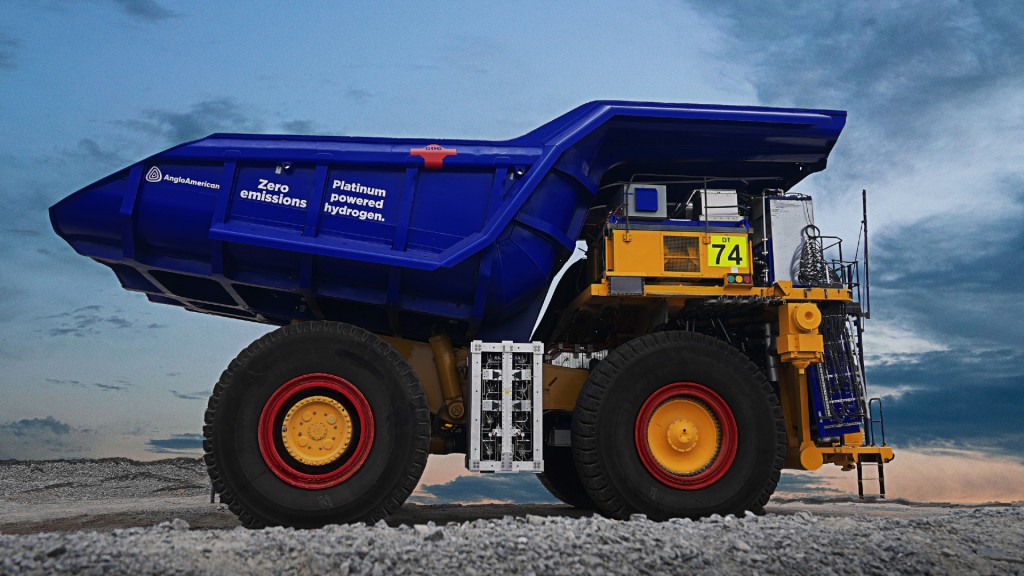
[1,1,1021,503]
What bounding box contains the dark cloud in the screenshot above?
[0,416,70,437]
[106,0,175,22]
[42,305,101,320]
[118,99,326,144]
[871,353,1023,459]
[3,228,42,238]
[45,378,128,392]
[46,309,134,337]
[704,2,1024,123]
[50,1,175,24]
[106,316,133,328]
[862,210,1024,458]
[280,120,317,134]
[68,138,126,169]
[115,99,331,143]
[45,377,82,386]
[0,31,17,70]
[0,417,89,459]
[169,389,208,401]
[120,98,264,144]
[701,1,1024,214]
[344,89,375,102]
[871,210,1024,349]
[41,306,149,337]
[412,474,557,504]
[147,433,203,453]
[0,181,63,281]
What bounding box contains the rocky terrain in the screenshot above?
[1,458,1021,575]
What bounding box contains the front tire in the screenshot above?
[572,331,785,520]
[203,321,430,528]
[537,413,596,509]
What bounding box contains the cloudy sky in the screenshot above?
[1,1,1021,504]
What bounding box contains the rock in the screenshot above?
[46,544,67,558]
[154,518,190,531]
[2,458,1024,576]
[975,546,1021,563]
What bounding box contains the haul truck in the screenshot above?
[50,101,893,528]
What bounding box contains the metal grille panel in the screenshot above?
[809,303,866,438]
[663,236,700,272]
[467,341,544,473]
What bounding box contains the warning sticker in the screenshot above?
[707,235,749,268]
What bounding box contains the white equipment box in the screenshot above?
[751,195,815,284]
[467,341,544,473]
[696,189,744,222]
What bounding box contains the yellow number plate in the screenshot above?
[707,236,749,268]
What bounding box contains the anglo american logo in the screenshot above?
[144,166,221,190]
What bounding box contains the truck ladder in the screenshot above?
[858,397,887,499]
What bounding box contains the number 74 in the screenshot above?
[711,243,743,266]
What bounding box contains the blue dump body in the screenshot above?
[50,101,846,344]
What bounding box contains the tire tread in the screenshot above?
[203,321,430,528]
[572,331,786,519]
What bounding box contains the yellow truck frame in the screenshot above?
[392,226,892,473]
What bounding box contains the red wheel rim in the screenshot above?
[258,373,374,489]
[635,382,738,490]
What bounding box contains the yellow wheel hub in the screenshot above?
[666,418,698,452]
[281,395,353,466]
[646,399,720,475]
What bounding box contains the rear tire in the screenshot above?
[537,414,596,510]
[572,331,785,520]
[538,448,597,510]
[203,321,430,528]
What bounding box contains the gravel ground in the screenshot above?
[0,458,209,503]
[2,459,1022,575]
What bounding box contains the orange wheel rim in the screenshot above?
[258,373,373,489]
[635,382,738,490]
